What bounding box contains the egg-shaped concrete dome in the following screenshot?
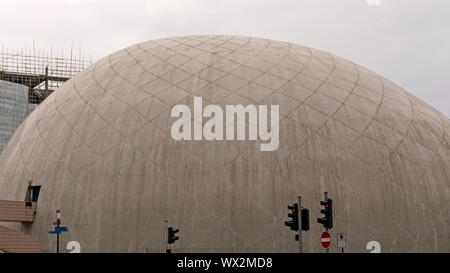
[0,35,449,253]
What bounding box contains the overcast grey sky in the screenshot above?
[1,0,449,117]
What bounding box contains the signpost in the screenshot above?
[321,231,331,249]
[48,210,69,253]
[323,192,330,253]
[337,233,346,253]
[297,196,302,253]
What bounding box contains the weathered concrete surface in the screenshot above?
[0,35,449,253]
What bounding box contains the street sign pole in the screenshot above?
[56,210,60,254]
[48,210,69,253]
[297,196,302,254]
[337,233,346,253]
[324,192,329,253]
[165,220,170,253]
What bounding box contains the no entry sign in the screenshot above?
[321,232,331,248]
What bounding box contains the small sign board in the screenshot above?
[56,226,69,233]
[321,232,331,249]
[48,226,69,235]
[337,233,346,248]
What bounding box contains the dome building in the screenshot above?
[0,35,449,252]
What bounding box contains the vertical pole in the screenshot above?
[297,196,302,253]
[324,192,329,254]
[45,66,48,98]
[165,220,169,253]
[56,210,61,253]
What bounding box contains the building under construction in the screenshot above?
[0,47,91,152]
[0,47,91,104]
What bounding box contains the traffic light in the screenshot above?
[284,203,299,231]
[301,208,310,231]
[168,227,179,244]
[317,198,333,229]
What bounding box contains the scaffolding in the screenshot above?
[0,45,92,104]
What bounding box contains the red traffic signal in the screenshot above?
[285,203,299,231]
[168,227,180,244]
[317,198,333,229]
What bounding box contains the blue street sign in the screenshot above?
[48,226,69,235]
[56,226,68,232]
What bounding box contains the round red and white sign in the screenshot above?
[321,232,331,248]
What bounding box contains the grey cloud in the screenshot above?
[0,0,448,117]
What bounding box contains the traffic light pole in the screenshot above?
[297,196,302,254]
[324,192,329,254]
[165,220,170,253]
[167,225,180,252]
